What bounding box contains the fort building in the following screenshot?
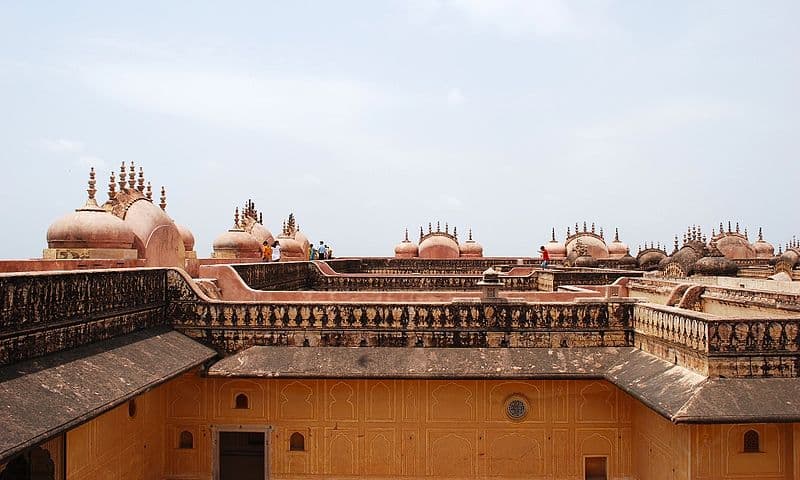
[1,167,800,479]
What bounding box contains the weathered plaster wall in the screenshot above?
[66,385,166,480]
[163,375,635,479]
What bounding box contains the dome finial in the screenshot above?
[128,162,136,189]
[727,221,732,233]
[159,186,166,211]
[744,227,748,240]
[735,222,740,234]
[469,228,473,241]
[259,212,263,224]
[87,167,97,201]
[551,227,556,242]
[575,222,579,234]
[137,167,145,192]
[583,221,587,232]
[445,222,449,234]
[428,222,432,234]
[567,226,571,236]
[599,226,604,239]
[404,228,409,242]
[758,227,763,241]
[108,171,117,200]
[420,226,424,240]
[712,227,716,236]
[436,221,441,232]
[453,226,457,239]
[614,227,620,242]
[146,182,152,200]
[234,207,240,229]
[674,235,679,252]
[118,162,127,191]
[591,222,595,234]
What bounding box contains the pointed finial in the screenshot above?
[108,172,117,200]
[758,227,763,241]
[614,227,620,242]
[674,235,679,251]
[583,221,587,232]
[119,162,127,191]
[87,167,97,200]
[234,207,241,229]
[404,228,409,242]
[727,221,732,233]
[453,226,457,239]
[146,182,152,200]
[575,222,579,233]
[469,228,473,241]
[551,227,556,242]
[735,222,740,233]
[599,227,604,239]
[436,221,440,232]
[591,222,595,234]
[128,162,136,189]
[778,244,783,254]
[137,167,145,192]
[428,222,432,234]
[744,228,748,240]
[712,227,716,236]
[445,222,449,234]
[259,212,263,224]
[567,227,572,236]
[159,186,166,211]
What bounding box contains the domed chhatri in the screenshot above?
[395,222,483,259]
[212,207,262,259]
[565,222,609,259]
[752,227,775,259]
[276,213,306,262]
[712,221,755,259]
[394,229,419,258]
[543,228,566,259]
[607,228,629,259]
[459,229,483,258]
[45,168,137,259]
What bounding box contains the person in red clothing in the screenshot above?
[539,245,550,268]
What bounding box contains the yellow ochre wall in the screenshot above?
[163,376,635,479]
[58,375,797,480]
[66,384,166,480]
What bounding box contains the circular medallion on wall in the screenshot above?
[505,395,529,421]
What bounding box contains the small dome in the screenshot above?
[693,256,739,276]
[459,229,483,258]
[566,234,609,259]
[574,254,599,268]
[637,250,667,271]
[419,233,460,259]
[715,234,755,259]
[395,240,419,257]
[277,235,305,261]
[753,228,774,259]
[607,229,628,258]
[46,168,136,251]
[617,253,637,268]
[212,229,261,258]
[459,240,483,257]
[249,222,274,246]
[176,223,195,251]
[544,228,566,259]
[47,207,135,250]
[294,228,310,256]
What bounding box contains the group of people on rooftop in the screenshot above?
[261,240,333,262]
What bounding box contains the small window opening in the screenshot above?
[234,393,249,409]
[743,430,760,453]
[179,430,194,449]
[585,456,607,480]
[290,432,305,451]
[128,399,137,418]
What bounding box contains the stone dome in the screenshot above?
[566,234,608,259]
[607,229,628,259]
[715,234,755,259]
[249,222,274,246]
[617,253,637,268]
[459,229,483,258]
[544,228,566,259]
[47,203,135,250]
[693,256,739,276]
[637,249,667,271]
[46,168,136,251]
[176,223,195,251]
[394,229,418,258]
[752,228,774,259]
[574,254,599,268]
[419,233,460,259]
[277,235,305,261]
[213,229,261,258]
[294,228,310,257]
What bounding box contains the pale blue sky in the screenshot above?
[1,1,798,258]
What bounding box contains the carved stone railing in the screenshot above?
[231,261,315,291]
[538,270,642,292]
[309,271,537,292]
[0,269,167,365]
[355,258,535,275]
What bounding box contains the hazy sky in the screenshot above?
[1,1,798,259]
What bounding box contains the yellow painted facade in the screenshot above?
[60,374,798,479]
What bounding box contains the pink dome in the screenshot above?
[277,235,305,261]
[395,241,419,258]
[176,223,195,251]
[715,234,755,259]
[419,234,460,259]
[47,206,135,250]
[249,222,274,246]
[294,229,310,257]
[459,240,483,258]
[566,234,609,259]
[213,229,261,258]
[753,228,774,259]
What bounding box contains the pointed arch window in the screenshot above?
[743,430,760,453]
